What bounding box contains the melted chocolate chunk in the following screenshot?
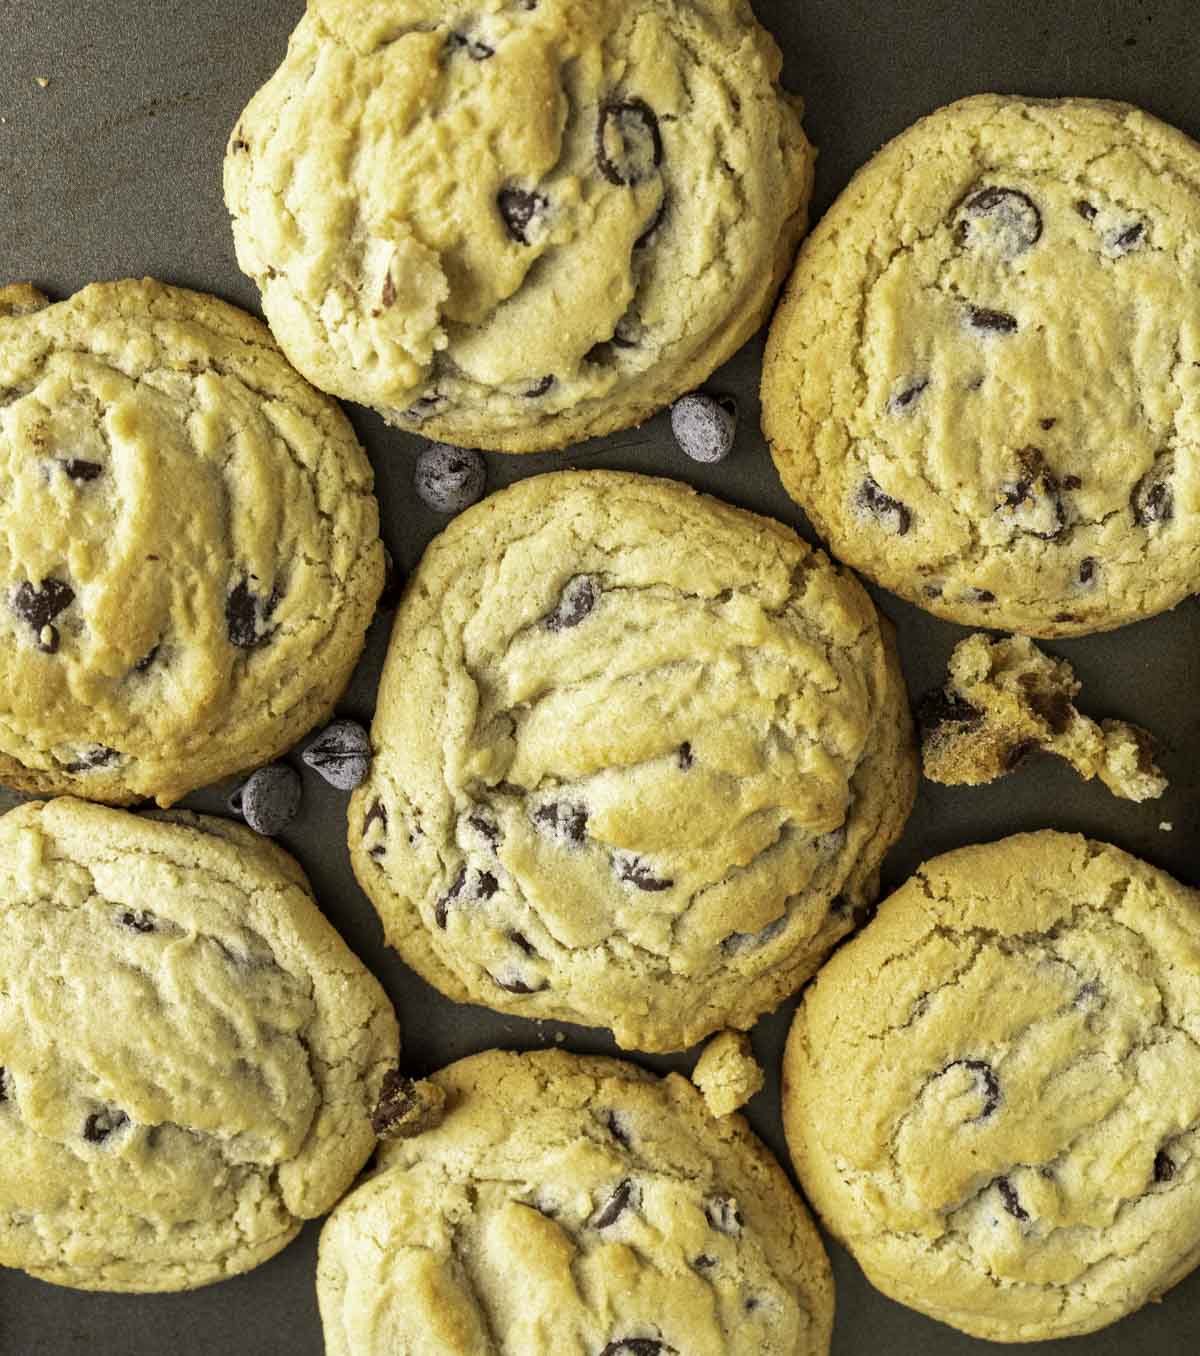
[1132,459,1174,527]
[498,187,548,244]
[677,742,694,771]
[445,31,494,60]
[1154,1150,1176,1184]
[967,306,1019,334]
[65,746,119,773]
[959,186,1043,256]
[1061,474,1081,490]
[65,459,103,482]
[704,1195,744,1236]
[946,1059,1000,1120]
[13,578,74,648]
[918,690,984,737]
[84,1109,129,1144]
[617,856,673,892]
[597,99,663,186]
[997,448,1066,541]
[590,1179,636,1229]
[888,379,928,413]
[997,1177,1029,1222]
[857,477,911,536]
[524,375,555,398]
[533,801,588,844]
[119,910,157,934]
[371,1070,418,1136]
[545,575,599,631]
[226,579,281,649]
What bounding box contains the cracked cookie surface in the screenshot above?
[782,831,1200,1342]
[0,798,399,1292]
[762,95,1200,637]
[318,1048,833,1355]
[0,279,384,805]
[349,471,916,1051]
[224,0,813,453]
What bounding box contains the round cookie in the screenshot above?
[0,279,384,805]
[782,831,1200,1342]
[224,0,814,453]
[0,798,399,1292]
[349,470,916,1052]
[318,1048,834,1356]
[762,95,1200,637]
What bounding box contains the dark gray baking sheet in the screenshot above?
[1,1,1199,1351]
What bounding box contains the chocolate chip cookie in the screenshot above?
[763,95,1200,636]
[225,0,814,452]
[0,279,384,805]
[349,471,916,1051]
[318,1049,833,1355]
[0,798,399,1291]
[783,832,1200,1342]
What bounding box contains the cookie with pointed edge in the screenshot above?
[225,0,813,452]
[783,831,1200,1342]
[763,95,1200,637]
[349,470,915,1051]
[319,1048,833,1355]
[0,798,399,1292]
[0,278,384,805]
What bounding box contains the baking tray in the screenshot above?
[1,1,1198,1351]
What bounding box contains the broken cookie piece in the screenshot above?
[919,634,1166,802]
[691,1031,765,1118]
[370,1071,447,1140]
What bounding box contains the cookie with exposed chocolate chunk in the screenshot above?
[763,95,1200,637]
[0,279,384,805]
[318,1049,833,1355]
[783,832,1200,1341]
[349,470,916,1052]
[0,798,399,1291]
[225,0,814,452]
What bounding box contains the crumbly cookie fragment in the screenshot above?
[920,633,1166,801]
[784,832,1200,1341]
[692,1031,765,1117]
[319,1049,833,1356]
[225,0,813,452]
[349,471,916,1051]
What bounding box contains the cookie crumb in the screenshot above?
[692,1031,764,1118]
[34,77,50,89]
[1160,821,1174,833]
[371,1071,446,1140]
[919,634,1167,803]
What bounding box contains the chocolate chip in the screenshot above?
[704,1195,743,1236]
[857,477,911,536]
[12,578,74,648]
[923,584,943,600]
[525,375,555,398]
[597,98,663,186]
[1154,1150,1176,1184]
[508,930,536,956]
[414,444,486,515]
[445,31,494,60]
[226,579,281,649]
[671,393,737,464]
[888,379,928,413]
[468,812,501,846]
[918,690,983,737]
[435,867,499,928]
[232,764,302,837]
[1132,459,1174,526]
[616,855,673,892]
[967,306,1018,334]
[1076,200,1098,222]
[600,1343,665,1356]
[435,869,466,928]
[64,745,119,773]
[492,973,547,994]
[1041,418,1058,432]
[1107,221,1146,256]
[635,195,668,249]
[722,914,788,954]
[946,1059,1000,1120]
[534,801,588,846]
[692,1255,717,1271]
[589,1179,635,1229]
[0,1068,8,1102]
[966,588,996,605]
[134,644,160,673]
[498,187,548,244]
[64,459,103,481]
[364,800,388,859]
[371,1071,419,1135]
[958,186,1043,256]
[302,720,372,791]
[677,742,694,770]
[1075,558,1098,591]
[1061,474,1081,490]
[84,1109,129,1144]
[997,447,1065,540]
[119,910,157,934]
[400,393,445,423]
[997,1177,1029,1222]
[378,547,404,611]
[545,575,599,631]
[603,1109,632,1148]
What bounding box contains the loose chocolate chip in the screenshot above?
[1041,418,1058,432]
[959,186,1043,256]
[997,448,1065,540]
[84,1109,129,1144]
[226,579,281,649]
[498,187,548,244]
[600,1343,665,1356]
[65,459,103,481]
[918,689,984,737]
[12,578,74,645]
[704,1195,744,1236]
[134,644,160,673]
[534,801,588,845]
[616,856,673,892]
[414,444,486,515]
[635,195,668,249]
[302,720,372,791]
[677,742,694,771]
[946,1059,1001,1120]
[857,477,911,536]
[1132,459,1174,527]
[590,1179,635,1229]
[525,375,555,398]
[445,31,494,60]
[967,306,1019,334]
[604,1109,632,1148]
[888,379,929,413]
[545,575,599,631]
[1107,221,1146,256]
[65,745,119,773]
[597,98,663,186]
[1154,1150,1176,1183]
[233,764,302,837]
[119,910,157,934]
[997,1177,1029,1222]
[1076,200,1098,222]
[671,393,737,464]
[1005,739,1040,771]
